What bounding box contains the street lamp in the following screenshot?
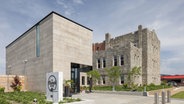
[23,59,28,75]
[7,65,12,91]
[23,59,28,91]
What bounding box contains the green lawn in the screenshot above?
[0,91,50,104]
[0,91,81,104]
[93,84,172,92]
[172,91,184,99]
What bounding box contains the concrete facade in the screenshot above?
[6,12,92,92]
[93,25,160,85]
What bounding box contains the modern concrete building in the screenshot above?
[6,11,93,92]
[93,25,160,86]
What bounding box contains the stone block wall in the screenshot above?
[0,75,25,92]
[93,25,160,86]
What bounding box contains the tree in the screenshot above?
[127,66,141,88]
[87,70,100,92]
[105,66,121,91]
[10,75,22,92]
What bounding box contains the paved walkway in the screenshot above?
[72,93,184,104]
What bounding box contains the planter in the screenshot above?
[64,86,72,97]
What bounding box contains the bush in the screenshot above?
[80,86,87,92]
[10,75,22,92]
[149,83,156,87]
[161,80,167,86]
[93,86,112,91]
[0,91,52,104]
[123,84,128,89]
[0,87,5,93]
[0,98,10,104]
[60,98,81,103]
[131,84,138,91]
[93,84,172,92]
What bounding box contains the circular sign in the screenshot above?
[48,75,57,92]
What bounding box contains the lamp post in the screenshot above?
[23,60,28,75]
[7,65,12,91]
[23,59,28,91]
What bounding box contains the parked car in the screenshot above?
[168,81,178,87]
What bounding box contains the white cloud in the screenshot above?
[73,0,84,4]
[161,37,184,50]
[147,20,171,30]
[56,0,68,8]
[0,0,184,75]
[64,10,72,16]
[56,0,84,16]
[178,26,184,31]
[161,55,184,74]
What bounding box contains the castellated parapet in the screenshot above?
[93,25,160,85]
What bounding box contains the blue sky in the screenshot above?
[0,0,184,75]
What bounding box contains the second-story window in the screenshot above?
[121,55,124,65]
[114,56,117,66]
[97,59,101,68]
[103,58,106,68]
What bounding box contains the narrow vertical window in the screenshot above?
[82,76,85,85]
[103,58,106,68]
[36,24,40,57]
[120,75,124,84]
[97,59,101,68]
[121,55,124,65]
[114,56,117,66]
[102,75,106,84]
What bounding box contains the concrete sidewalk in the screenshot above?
[72,93,184,104]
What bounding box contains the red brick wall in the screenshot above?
[93,42,105,51]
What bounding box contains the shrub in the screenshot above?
[161,80,167,86]
[0,87,5,93]
[80,86,87,92]
[10,75,22,92]
[0,98,10,104]
[131,84,138,91]
[123,84,128,89]
[60,98,81,103]
[149,83,156,87]
[93,86,112,91]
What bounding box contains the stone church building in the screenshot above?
[93,25,160,86]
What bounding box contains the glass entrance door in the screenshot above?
[71,67,80,93]
[71,63,92,93]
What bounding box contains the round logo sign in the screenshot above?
[48,75,57,92]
